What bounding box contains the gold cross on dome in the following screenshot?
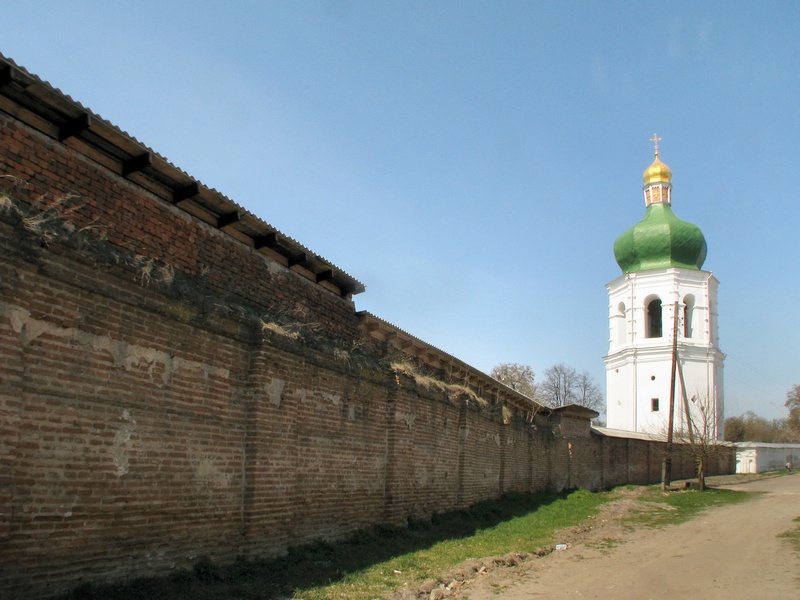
[650,133,662,158]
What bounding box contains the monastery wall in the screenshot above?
[0,91,733,599]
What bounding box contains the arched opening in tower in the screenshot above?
[646,298,663,338]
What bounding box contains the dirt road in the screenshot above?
[459,475,800,599]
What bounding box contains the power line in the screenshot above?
[726,350,787,388]
[725,370,778,396]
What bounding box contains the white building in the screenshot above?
[605,139,725,439]
[735,443,800,474]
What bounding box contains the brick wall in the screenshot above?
[0,110,734,599]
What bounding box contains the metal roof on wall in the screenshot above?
[0,53,365,297]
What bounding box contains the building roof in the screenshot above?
[735,442,800,449]
[0,53,365,298]
[552,404,600,420]
[592,426,668,441]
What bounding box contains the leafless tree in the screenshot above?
[539,363,577,407]
[672,391,728,490]
[574,370,604,412]
[539,363,603,412]
[787,384,800,435]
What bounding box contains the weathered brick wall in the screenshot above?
[0,226,250,596]
[385,386,463,523]
[0,110,734,599]
[501,420,535,494]
[0,117,359,341]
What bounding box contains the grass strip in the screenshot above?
[299,488,610,599]
[58,489,612,600]
[779,516,800,553]
[624,486,758,529]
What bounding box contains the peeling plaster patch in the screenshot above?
[267,378,286,407]
[297,388,326,410]
[24,316,52,343]
[321,392,341,406]
[0,301,230,386]
[347,404,356,421]
[173,357,228,381]
[264,258,283,275]
[122,345,172,385]
[490,433,501,447]
[111,409,136,476]
[395,411,417,430]
[6,305,28,334]
[193,455,234,488]
[459,427,470,441]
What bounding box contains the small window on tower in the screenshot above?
[651,398,660,412]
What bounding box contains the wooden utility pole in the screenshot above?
[677,358,706,489]
[662,300,679,490]
[677,359,695,446]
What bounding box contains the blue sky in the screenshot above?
[4,1,798,419]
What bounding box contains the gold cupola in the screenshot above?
[643,156,672,185]
[642,133,672,206]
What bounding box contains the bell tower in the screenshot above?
[604,136,724,438]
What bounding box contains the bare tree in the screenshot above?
[672,391,728,490]
[490,363,537,400]
[538,363,604,412]
[540,363,577,407]
[574,370,604,412]
[787,384,800,435]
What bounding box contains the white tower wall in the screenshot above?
[604,268,724,438]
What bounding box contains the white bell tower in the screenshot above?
[604,136,724,439]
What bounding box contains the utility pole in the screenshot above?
[677,359,695,446]
[662,300,679,491]
[677,358,705,488]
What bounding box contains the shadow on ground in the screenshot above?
[54,491,570,600]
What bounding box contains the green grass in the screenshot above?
[625,486,758,529]
[57,489,612,600]
[779,516,800,553]
[56,484,760,600]
[299,489,610,599]
[586,536,623,553]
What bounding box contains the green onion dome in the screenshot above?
[614,144,707,274]
[614,202,707,274]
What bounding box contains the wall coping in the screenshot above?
[358,310,547,418]
[0,53,365,299]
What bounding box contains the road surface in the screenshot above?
[459,475,800,599]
